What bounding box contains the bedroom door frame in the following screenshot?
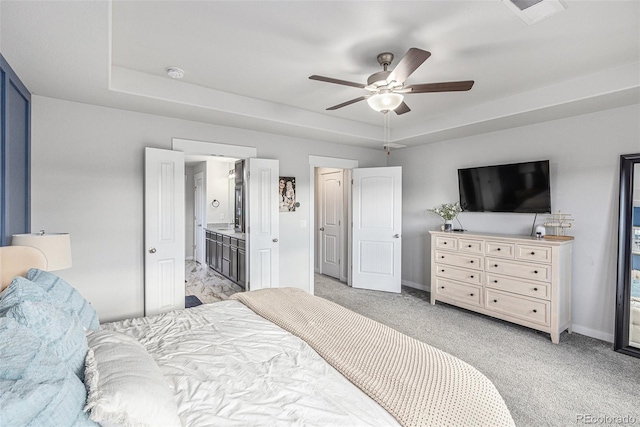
[194,171,206,265]
[144,140,260,315]
[308,156,358,295]
[317,168,345,281]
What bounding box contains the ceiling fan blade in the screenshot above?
[405,80,475,93]
[309,75,365,89]
[387,48,431,84]
[326,96,367,110]
[394,101,411,115]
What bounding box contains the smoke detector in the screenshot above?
[166,67,185,79]
[503,0,566,25]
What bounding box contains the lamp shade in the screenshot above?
[366,92,404,112]
[11,232,72,271]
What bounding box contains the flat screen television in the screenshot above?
[458,160,551,213]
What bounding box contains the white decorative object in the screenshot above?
[543,211,574,239]
[535,225,546,237]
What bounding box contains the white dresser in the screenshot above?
[429,231,573,343]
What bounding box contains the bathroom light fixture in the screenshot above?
[366,92,404,113]
[166,67,185,79]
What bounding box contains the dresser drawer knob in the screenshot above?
[494,264,498,267]
[441,286,445,289]
[441,269,445,272]
[497,248,501,251]
[531,251,536,255]
[470,260,474,263]
[470,275,474,278]
[441,255,445,259]
[533,309,537,313]
[493,299,498,303]
[470,293,474,297]
[534,270,538,274]
[534,287,538,291]
[468,245,472,248]
[443,242,447,245]
[493,280,498,283]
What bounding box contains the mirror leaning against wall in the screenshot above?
[615,153,640,358]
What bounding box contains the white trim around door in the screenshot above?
[308,155,359,295]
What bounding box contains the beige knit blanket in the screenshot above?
[230,288,515,427]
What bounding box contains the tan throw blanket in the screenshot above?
[231,288,515,427]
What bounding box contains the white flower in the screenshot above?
[428,202,462,221]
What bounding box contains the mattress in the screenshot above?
[102,300,399,427]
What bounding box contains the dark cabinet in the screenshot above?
[238,239,246,289]
[230,243,238,283]
[205,230,246,289]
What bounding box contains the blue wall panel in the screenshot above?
[0,53,31,246]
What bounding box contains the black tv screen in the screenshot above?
[458,160,551,213]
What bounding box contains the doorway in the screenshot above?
[315,167,347,282]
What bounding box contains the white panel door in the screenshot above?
[144,147,185,316]
[246,158,279,291]
[320,170,342,279]
[352,166,402,293]
[194,172,206,265]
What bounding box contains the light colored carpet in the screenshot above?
[314,273,640,427]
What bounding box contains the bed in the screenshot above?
[0,246,515,427]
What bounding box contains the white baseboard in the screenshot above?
[185,256,194,261]
[401,280,429,292]
[571,324,614,343]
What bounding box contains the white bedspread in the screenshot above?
[103,301,400,427]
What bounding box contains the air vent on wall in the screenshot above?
[503,0,566,25]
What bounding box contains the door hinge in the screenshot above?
[338,220,341,226]
[351,179,354,185]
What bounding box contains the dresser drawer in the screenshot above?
[485,289,550,326]
[435,263,482,285]
[435,278,482,308]
[486,257,551,282]
[458,238,484,254]
[486,274,550,300]
[485,241,515,258]
[516,244,552,263]
[435,250,483,271]
[435,236,457,250]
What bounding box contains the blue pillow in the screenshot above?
[0,318,97,427]
[26,269,99,330]
[0,276,50,317]
[7,301,88,381]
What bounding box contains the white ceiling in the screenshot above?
[1,0,639,151]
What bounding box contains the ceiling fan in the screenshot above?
[309,48,474,115]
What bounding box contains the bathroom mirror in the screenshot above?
[614,153,640,358]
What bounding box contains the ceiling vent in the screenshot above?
[503,0,566,25]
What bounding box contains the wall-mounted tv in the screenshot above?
[458,160,551,213]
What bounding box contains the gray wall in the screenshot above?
[388,103,640,341]
[30,95,387,323]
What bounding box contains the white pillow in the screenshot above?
[84,329,182,427]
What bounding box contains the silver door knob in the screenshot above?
[319,227,325,231]
[393,234,400,238]
[149,248,157,253]
[272,238,279,242]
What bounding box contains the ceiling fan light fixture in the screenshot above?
[367,92,404,113]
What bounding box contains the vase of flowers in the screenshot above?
[428,202,462,232]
